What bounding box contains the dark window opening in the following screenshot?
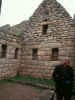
[43,19,48,21]
[51,48,59,61]
[14,48,19,59]
[44,10,49,15]
[32,48,38,60]
[1,44,7,58]
[42,24,48,35]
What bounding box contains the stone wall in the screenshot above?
[0,26,22,79]
[19,0,75,79]
[0,0,75,79]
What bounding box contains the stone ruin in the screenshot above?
[0,0,75,79]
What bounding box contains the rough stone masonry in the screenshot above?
[0,0,75,79]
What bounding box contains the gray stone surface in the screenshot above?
[0,0,75,79]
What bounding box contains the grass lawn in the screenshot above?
[9,75,55,86]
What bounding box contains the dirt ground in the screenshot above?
[0,83,41,100]
[0,83,74,100]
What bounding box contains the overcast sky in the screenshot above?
[0,0,75,27]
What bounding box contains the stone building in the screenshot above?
[0,24,22,79]
[0,0,75,79]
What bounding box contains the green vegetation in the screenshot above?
[9,75,55,87]
[0,79,9,84]
[0,76,55,89]
[16,32,21,36]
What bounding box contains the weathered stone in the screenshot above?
[0,0,75,79]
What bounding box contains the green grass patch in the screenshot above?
[0,79,10,84]
[16,32,21,36]
[9,75,54,86]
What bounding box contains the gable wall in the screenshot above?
[19,0,75,79]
